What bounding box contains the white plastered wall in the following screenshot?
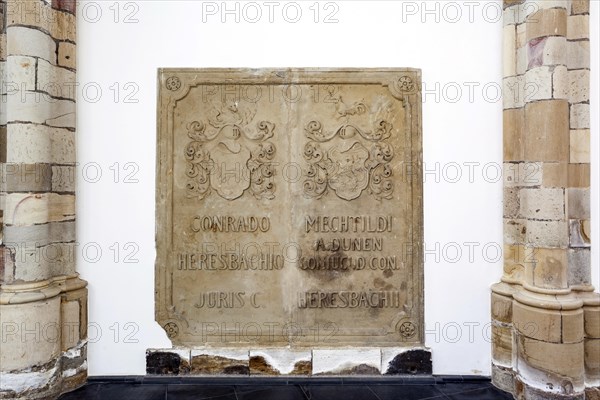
[77,0,598,375]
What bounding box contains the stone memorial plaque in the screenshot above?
[156,69,423,347]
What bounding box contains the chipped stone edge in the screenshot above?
[249,349,312,375]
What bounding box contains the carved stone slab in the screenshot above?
[156,69,423,348]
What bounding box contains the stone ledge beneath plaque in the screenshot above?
[146,347,431,376]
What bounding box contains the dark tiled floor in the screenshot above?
[59,378,514,400]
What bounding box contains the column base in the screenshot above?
[491,282,600,400]
[0,276,88,400]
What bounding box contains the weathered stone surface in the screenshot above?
[516,46,527,76]
[513,301,583,344]
[569,129,590,163]
[526,220,568,248]
[0,297,62,371]
[6,26,57,63]
[60,300,80,350]
[146,349,191,375]
[567,40,589,70]
[51,165,76,192]
[503,245,531,283]
[567,248,591,287]
[190,350,249,375]
[6,123,75,164]
[586,387,600,400]
[570,103,589,130]
[60,341,87,385]
[516,335,585,394]
[1,163,53,192]
[542,162,567,187]
[57,42,76,70]
[527,36,566,68]
[567,163,590,188]
[519,188,564,220]
[584,306,600,339]
[531,247,568,290]
[503,4,520,25]
[10,242,76,282]
[382,348,432,375]
[2,221,75,247]
[36,58,77,100]
[504,218,526,245]
[503,24,516,77]
[568,70,590,104]
[520,382,585,400]
[3,193,75,226]
[504,188,520,218]
[492,323,513,367]
[6,0,76,42]
[516,22,527,47]
[5,56,36,92]
[249,349,311,375]
[492,364,515,394]
[155,69,423,348]
[531,0,568,11]
[569,220,590,248]
[524,67,552,101]
[52,0,77,14]
[0,126,6,163]
[525,8,567,41]
[503,108,525,161]
[571,0,589,15]
[503,75,525,109]
[312,349,380,375]
[0,33,6,61]
[504,162,542,187]
[583,339,600,383]
[492,292,513,323]
[552,65,568,100]
[5,94,75,129]
[567,188,590,219]
[523,100,569,162]
[567,15,589,40]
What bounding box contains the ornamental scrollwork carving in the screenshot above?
[302,90,395,201]
[303,136,394,201]
[184,102,276,201]
[303,123,394,201]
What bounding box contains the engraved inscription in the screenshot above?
[177,251,284,271]
[298,291,403,308]
[194,292,262,309]
[305,215,393,233]
[191,216,271,232]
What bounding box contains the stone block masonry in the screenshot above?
[493,1,598,399]
[0,1,87,399]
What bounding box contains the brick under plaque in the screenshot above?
[155,69,424,368]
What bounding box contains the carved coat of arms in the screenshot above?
[303,92,395,201]
[184,102,276,201]
[185,103,275,200]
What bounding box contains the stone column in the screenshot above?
[493,0,598,399]
[0,0,87,399]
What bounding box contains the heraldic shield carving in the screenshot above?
[184,101,276,201]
